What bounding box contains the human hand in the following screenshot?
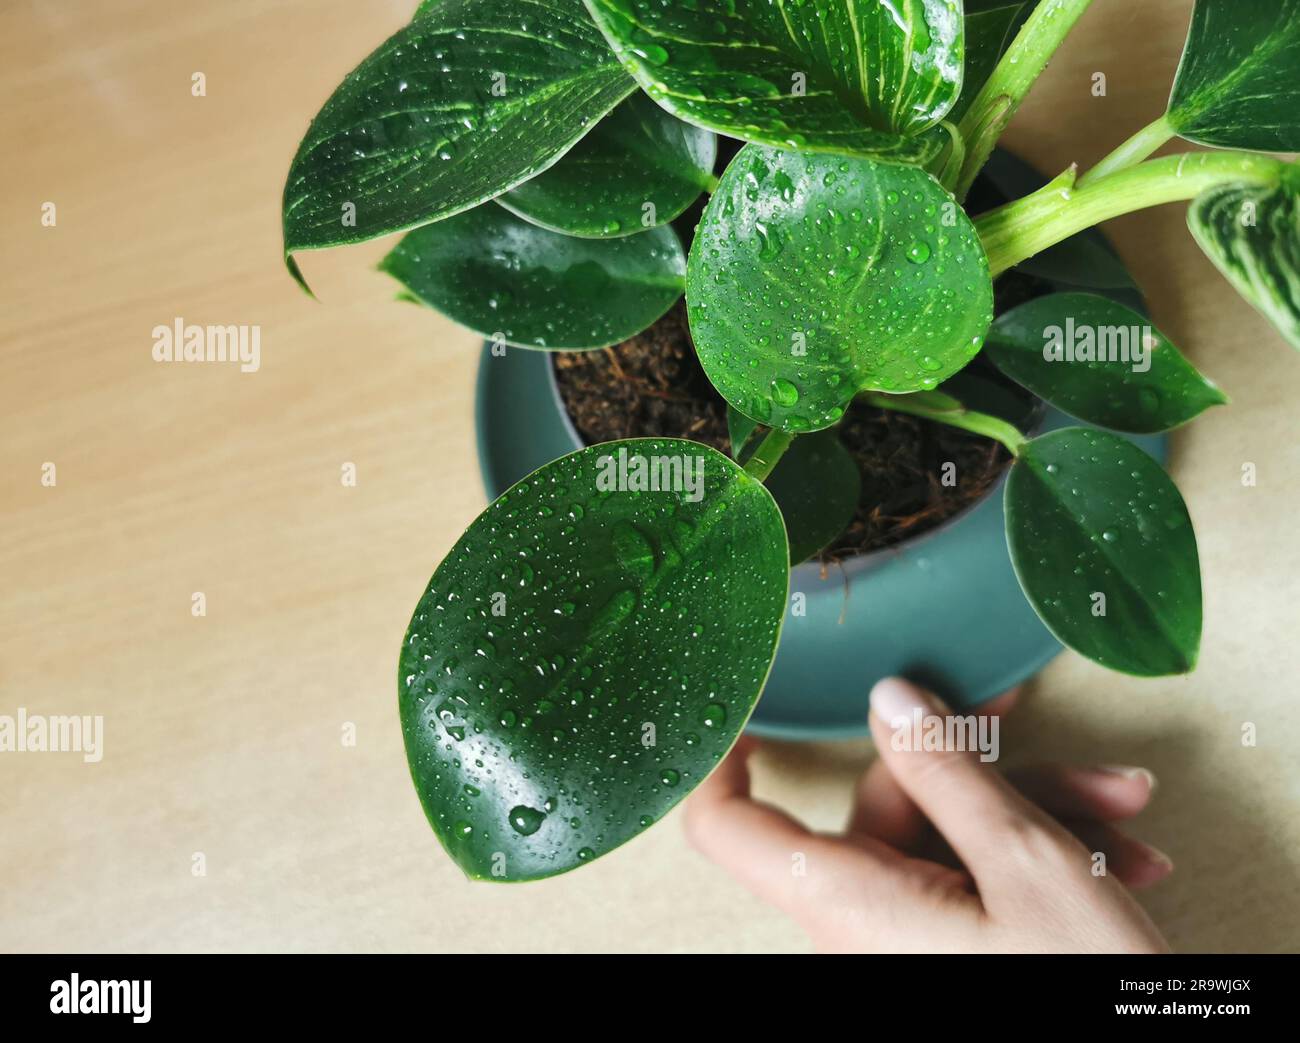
[684,677,1172,953]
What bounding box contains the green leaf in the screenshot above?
[727,405,760,460]
[282,0,635,287]
[380,204,685,350]
[950,1,1033,123]
[497,93,716,238]
[765,430,861,564]
[582,0,961,162]
[399,437,790,880]
[1167,0,1300,152]
[729,417,861,562]
[688,144,994,433]
[1005,428,1201,677]
[985,292,1227,432]
[1188,177,1300,351]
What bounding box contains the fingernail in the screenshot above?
[1101,765,1158,793]
[870,677,939,722]
[1140,842,1174,871]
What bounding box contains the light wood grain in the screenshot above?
[1,0,1296,953]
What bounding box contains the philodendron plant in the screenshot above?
[284,0,1300,880]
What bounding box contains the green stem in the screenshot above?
[861,391,1027,456]
[953,0,1095,200]
[935,120,967,194]
[1079,113,1176,186]
[742,428,793,482]
[976,151,1285,277]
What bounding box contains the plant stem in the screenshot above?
[1079,113,1176,186]
[976,151,1285,277]
[742,428,793,482]
[935,120,967,194]
[953,0,1096,200]
[860,391,1027,456]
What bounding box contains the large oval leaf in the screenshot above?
[688,145,994,433]
[380,204,685,349]
[1188,178,1300,351]
[1005,428,1201,677]
[583,0,961,162]
[282,0,634,287]
[497,93,716,238]
[1167,0,1300,152]
[986,292,1227,432]
[399,438,789,880]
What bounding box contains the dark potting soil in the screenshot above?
[553,138,1049,561]
[553,277,1044,561]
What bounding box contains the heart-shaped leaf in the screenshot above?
[950,1,1034,122]
[399,438,789,880]
[764,430,862,564]
[282,0,635,288]
[1005,428,1201,677]
[1167,0,1300,152]
[986,292,1227,432]
[380,204,685,349]
[583,0,961,162]
[1188,177,1300,351]
[497,93,717,238]
[688,144,994,433]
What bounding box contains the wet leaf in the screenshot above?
[1005,428,1201,677]
[399,438,789,880]
[380,204,685,350]
[688,144,994,434]
[1167,0,1300,152]
[498,93,716,238]
[282,0,634,287]
[986,292,1227,432]
[1188,177,1300,351]
[583,0,962,162]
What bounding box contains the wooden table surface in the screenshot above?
[2,0,1297,953]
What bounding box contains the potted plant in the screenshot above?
[282,0,1299,881]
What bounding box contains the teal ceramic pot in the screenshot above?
[473,151,1167,740]
[473,348,1165,740]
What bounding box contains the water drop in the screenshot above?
[508,805,546,836]
[770,378,800,406]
